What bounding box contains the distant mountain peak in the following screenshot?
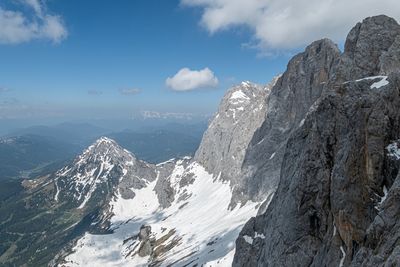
[94,136,116,145]
[54,137,136,208]
[80,136,134,162]
[90,136,122,150]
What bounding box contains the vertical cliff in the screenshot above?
[234,15,400,267]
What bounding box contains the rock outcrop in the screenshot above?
[194,80,276,204]
[234,15,400,267]
[239,38,341,205]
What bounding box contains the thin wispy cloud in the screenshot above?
[166,67,219,91]
[87,90,103,96]
[181,0,400,53]
[0,0,68,44]
[0,87,10,93]
[119,88,141,95]
[1,97,18,105]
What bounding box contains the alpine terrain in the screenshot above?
[1,14,400,267]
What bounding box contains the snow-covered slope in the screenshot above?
[62,162,262,266]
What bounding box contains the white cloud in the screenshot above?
[119,88,141,95]
[166,67,219,91]
[0,0,67,44]
[181,0,400,53]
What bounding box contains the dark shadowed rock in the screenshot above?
[238,38,340,205]
[234,15,400,267]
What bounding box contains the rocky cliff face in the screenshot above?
[194,80,277,205]
[239,38,341,206]
[234,15,400,267]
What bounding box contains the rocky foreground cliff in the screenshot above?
[234,15,400,267]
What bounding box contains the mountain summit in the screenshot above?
[54,137,137,208]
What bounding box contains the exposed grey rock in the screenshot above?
[118,159,157,199]
[138,225,155,257]
[334,15,400,81]
[153,160,177,208]
[194,80,275,190]
[239,38,341,205]
[153,157,193,208]
[194,79,280,206]
[351,169,400,267]
[380,35,400,75]
[234,15,400,267]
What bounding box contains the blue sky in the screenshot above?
[1,0,399,124]
[0,0,290,122]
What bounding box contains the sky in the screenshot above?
[0,0,400,126]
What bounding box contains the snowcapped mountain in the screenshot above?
[51,80,278,266]
[53,137,156,210]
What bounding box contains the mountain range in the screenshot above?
[1,15,400,267]
[0,122,206,182]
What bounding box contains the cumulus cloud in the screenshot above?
[166,67,219,91]
[181,0,400,53]
[0,0,67,44]
[119,88,141,95]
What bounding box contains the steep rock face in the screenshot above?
[194,81,275,200]
[234,15,400,267]
[239,38,341,204]
[334,15,400,81]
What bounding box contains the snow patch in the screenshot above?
[387,141,400,160]
[254,232,265,239]
[345,76,389,89]
[370,76,389,89]
[376,185,389,211]
[243,235,253,245]
[339,246,346,267]
[229,89,250,106]
[256,138,265,145]
[54,180,60,201]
